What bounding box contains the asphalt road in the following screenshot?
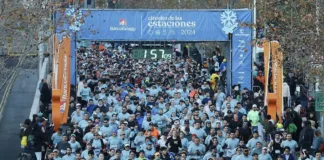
[3,57,19,68]
[4,57,38,69]
[0,69,38,160]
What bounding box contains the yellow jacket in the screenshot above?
[21,136,27,147]
[210,73,220,90]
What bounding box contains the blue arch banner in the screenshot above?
[55,9,252,90]
[56,9,251,42]
[76,10,229,41]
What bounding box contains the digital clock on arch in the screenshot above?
[131,48,173,60]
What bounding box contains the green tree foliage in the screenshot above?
[256,0,324,85]
[0,0,86,86]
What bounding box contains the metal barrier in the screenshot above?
[29,58,50,120]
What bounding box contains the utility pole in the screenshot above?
[252,0,257,62]
[38,0,51,80]
[38,30,45,79]
[315,0,320,92]
[178,0,181,9]
[314,0,324,134]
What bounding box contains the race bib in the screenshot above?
[226,149,232,156]
[110,145,118,149]
[94,148,101,155]
[61,150,66,154]
[275,150,280,154]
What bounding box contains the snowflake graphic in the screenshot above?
[65,7,84,32]
[221,9,238,34]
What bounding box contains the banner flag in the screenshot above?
[58,37,71,124]
[231,11,252,90]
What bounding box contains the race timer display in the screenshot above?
[131,48,173,60]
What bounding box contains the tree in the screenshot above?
[90,0,239,9]
[256,0,324,88]
[0,0,42,87]
[0,0,83,91]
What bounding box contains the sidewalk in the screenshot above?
[0,69,38,160]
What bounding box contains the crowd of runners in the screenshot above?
[19,42,323,160]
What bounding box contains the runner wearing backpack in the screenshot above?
[89,133,105,157]
[27,117,48,160]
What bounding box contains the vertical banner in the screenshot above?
[53,35,59,89]
[59,37,71,124]
[70,34,76,85]
[52,34,60,131]
[271,41,283,119]
[263,41,276,121]
[263,41,270,106]
[57,37,64,92]
[263,41,284,122]
[232,11,252,90]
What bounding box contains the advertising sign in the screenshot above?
[75,10,235,41]
[58,37,71,123]
[316,91,324,111]
[271,41,283,120]
[231,11,252,90]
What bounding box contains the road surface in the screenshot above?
[0,69,38,159]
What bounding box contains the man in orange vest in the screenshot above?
[256,71,265,90]
[145,122,160,139]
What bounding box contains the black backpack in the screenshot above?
[302,128,314,143]
[90,138,105,149]
[25,125,37,149]
[27,133,36,148]
[17,153,32,160]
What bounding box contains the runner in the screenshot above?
[20,42,321,160]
